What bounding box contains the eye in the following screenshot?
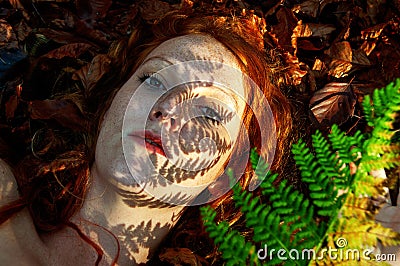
[138,73,166,90]
[200,106,222,122]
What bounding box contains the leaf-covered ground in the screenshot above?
[0,0,399,265]
[1,0,399,133]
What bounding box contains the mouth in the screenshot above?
[130,131,166,157]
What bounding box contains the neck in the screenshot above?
[48,163,186,265]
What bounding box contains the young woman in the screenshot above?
[0,11,293,265]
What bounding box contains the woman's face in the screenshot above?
[94,34,247,205]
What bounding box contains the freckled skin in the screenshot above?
[84,34,246,264]
[0,34,247,266]
[95,34,246,191]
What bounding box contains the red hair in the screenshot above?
[0,10,293,263]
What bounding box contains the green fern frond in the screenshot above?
[201,79,400,266]
[362,79,400,127]
[200,205,260,266]
[292,138,342,216]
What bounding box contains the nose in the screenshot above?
[149,100,180,131]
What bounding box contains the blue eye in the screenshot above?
[200,106,222,122]
[138,73,165,90]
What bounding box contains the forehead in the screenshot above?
[141,34,246,100]
[146,34,241,69]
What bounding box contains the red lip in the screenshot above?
[129,130,166,157]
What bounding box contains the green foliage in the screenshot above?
[201,79,400,265]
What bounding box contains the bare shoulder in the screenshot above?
[0,159,19,205]
[0,159,50,265]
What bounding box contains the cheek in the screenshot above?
[178,118,232,155]
[151,118,234,187]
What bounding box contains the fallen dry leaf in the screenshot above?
[324,41,353,78]
[5,94,18,120]
[377,42,400,82]
[297,39,325,51]
[271,7,298,53]
[312,58,325,71]
[360,40,378,56]
[292,0,320,18]
[0,19,18,48]
[362,22,388,40]
[292,21,335,52]
[159,248,209,266]
[13,20,31,42]
[292,22,336,39]
[138,0,174,22]
[325,41,352,62]
[282,51,308,85]
[106,5,138,35]
[73,16,110,46]
[28,99,88,131]
[72,54,111,94]
[352,49,371,66]
[42,43,94,59]
[76,0,112,20]
[38,28,97,46]
[310,82,356,127]
[327,60,352,78]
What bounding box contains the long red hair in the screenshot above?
[0,10,293,263]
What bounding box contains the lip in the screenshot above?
[129,130,166,157]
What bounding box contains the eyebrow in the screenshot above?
[142,56,241,109]
[142,56,174,66]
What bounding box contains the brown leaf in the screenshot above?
[292,22,335,51]
[297,39,325,51]
[28,0,71,2]
[41,43,93,59]
[325,41,352,61]
[5,95,18,120]
[138,0,174,22]
[310,82,356,127]
[327,60,352,78]
[282,52,308,85]
[271,7,298,53]
[324,41,353,78]
[361,23,387,40]
[76,0,112,20]
[378,42,400,82]
[360,40,378,56]
[106,5,139,35]
[28,99,88,131]
[311,58,329,80]
[292,0,320,18]
[0,19,18,48]
[334,12,352,41]
[73,17,110,46]
[88,0,112,19]
[352,49,371,66]
[292,22,336,39]
[14,20,32,42]
[8,0,26,10]
[38,28,98,46]
[72,54,111,93]
[365,0,386,25]
[312,59,326,71]
[159,248,209,266]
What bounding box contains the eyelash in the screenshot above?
[200,106,223,122]
[138,72,166,90]
[138,75,230,122]
[137,72,153,83]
